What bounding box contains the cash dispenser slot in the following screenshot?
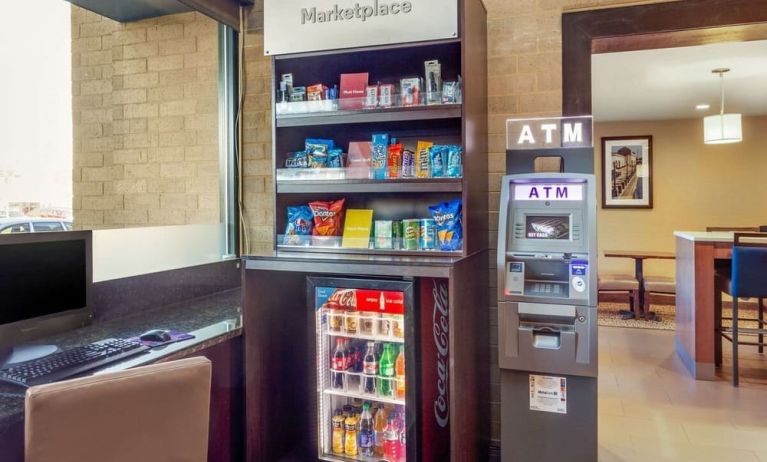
[516,258,571,298]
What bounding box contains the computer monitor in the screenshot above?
[0,231,93,367]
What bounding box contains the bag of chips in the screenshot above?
[446,145,463,178]
[327,149,344,168]
[429,199,462,251]
[285,151,308,168]
[429,145,446,178]
[309,198,346,236]
[308,151,328,168]
[305,138,335,154]
[283,206,314,245]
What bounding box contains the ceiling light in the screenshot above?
[704,68,742,144]
[695,104,710,110]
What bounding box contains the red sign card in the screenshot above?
[356,289,405,314]
[339,72,368,110]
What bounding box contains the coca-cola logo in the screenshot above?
[432,279,449,428]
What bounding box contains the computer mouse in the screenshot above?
[139,329,172,342]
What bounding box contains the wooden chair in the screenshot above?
[598,274,640,318]
[706,226,760,232]
[643,276,675,321]
[25,357,212,462]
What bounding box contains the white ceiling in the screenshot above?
[592,40,767,122]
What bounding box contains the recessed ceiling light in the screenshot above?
[696,104,710,110]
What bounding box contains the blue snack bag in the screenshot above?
[327,149,344,168]
[308,151,328,168]
[429,145,446,178]
[446,145,463,178]
[285,151,308,168]
[283,206,314,245]
[429,199,463,251]
[371,133,389,180]
[305,138,335,154]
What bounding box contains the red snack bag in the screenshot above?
[309,198,346,236]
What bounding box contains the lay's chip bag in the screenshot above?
[429,199,463,251]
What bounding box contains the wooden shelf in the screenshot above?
[275,104,462,128]
[276,178,463,194]
[277,242,462,258]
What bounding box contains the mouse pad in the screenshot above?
[129,331,195,348]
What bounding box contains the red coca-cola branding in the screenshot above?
[357,289,405,314]
[322,288,357,311]
[419,278,450,462]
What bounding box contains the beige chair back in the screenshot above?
[705,226,759,232]
[25,356,211,462]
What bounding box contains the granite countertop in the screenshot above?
[0,288,242,432]
[674,231,735,242]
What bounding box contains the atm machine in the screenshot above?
[497,173,597,462]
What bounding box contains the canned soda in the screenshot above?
[419,219,436,250]
[402,219,420,250]
[392,220,403,249]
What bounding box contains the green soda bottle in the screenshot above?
[378,343,395,397]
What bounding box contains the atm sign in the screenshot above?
[514,183,583,201]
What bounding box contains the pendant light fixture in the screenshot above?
[703,68,742,144]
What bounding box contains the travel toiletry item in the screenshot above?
[365,85,379,108]
[371,133,389,180]
[415,141,433,178]
[429,145,446,177]
[340,73,369,110]
[307,84,326,101]
[290,86,306,102]
[442,81,458,104]
[387,141,403,179]
[446,145,463,178]
[424,60,442,105]
[379,84,395,107]
[429,199,463,251]
[281,73,294,97]
[400,77,421,107]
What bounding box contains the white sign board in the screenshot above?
[514,183,583,201]
[264,0,458,55]
[529,374,567,414]
[506,116,593,150]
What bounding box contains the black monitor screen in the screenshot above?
[525,215,570,240]
[0,240,87,325]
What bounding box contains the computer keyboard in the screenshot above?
[0,339,150,388]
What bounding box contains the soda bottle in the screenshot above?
[397,409,406,462]
[344,414,358,456]
[332,338,347,389]
[395,344,406,399]
[373,404,388,457]
[383,414,400,461]
[331,411,345,454]
[358,402,375,456]
[363,341,378,394]
[378,343,395,397]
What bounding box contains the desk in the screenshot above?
[674,232,734,380]
[604,250,676,319]
[0,289,243,462]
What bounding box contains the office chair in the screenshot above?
[25,357,212,462]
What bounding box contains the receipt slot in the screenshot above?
[497,173,597,462]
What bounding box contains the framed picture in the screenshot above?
[601,136,653,209]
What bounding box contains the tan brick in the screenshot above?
[75,152,105,168]
[160,193,197,209]
[74,182,104,196]
[80,79,111,95]
[241,143,270,160]
[186,176,218,193]
[74,210,104,226]
[75,123,103,138]
[149,146,185,162]
[112,88,147,105]
[518,92,561,114]
[82,195,123,210]
[184,51,216,69]
[123,72,160,88]
[184,19,217,38]
[79,21,117,38]
[147,178,186,193]
[160,100,198,116]
[123,133,157,149]
[124,193,160,210]
[194,161,219,177]
[159,37,197,56]
[72,95,103,109]
[159,131,196,147]
[80,50,112,66]
[82,165,123,181]
[160,162,196,178]
[185,145,217,161]
[184,114,217,131]
[72,37,102,53]
[197,193,219,211]
[149,116,184,132]
[195,129,218,145]
[183,83,216,100]
[113,149,149,164]
[72,7,104,25]
[147,24,184,41]
[73,66,103,82]
[124,102,158,119]
[112,120,130,135]
[148,54,184,72]
[111,179,148,194]
[105,210,148,225]
[125,163,160,179]
[112,29,147,46]
[124,42,158,59]
[130,118,148,133]
[82,137,114,153]
[147,85,185,102]
[148,209,186,225]
[113,59,147,75]
[243,160,271,177]
[159,68,198,86]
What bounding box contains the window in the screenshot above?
[0,2,239,280]
[0,223,30,234]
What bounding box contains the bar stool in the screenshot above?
[716,233,767,386]
[642,276,675,321]
[598,274,640,318]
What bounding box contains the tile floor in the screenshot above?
[598,326,767,462]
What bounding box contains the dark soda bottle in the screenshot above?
[332,337,346,389]
[363,341,378,394]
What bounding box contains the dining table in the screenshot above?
[603,250,676,320]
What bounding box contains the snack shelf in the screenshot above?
[277,236,462,257]
[275,103,462,128]
[323,388,405,406]
[276,177,463,194]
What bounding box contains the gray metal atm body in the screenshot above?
[497,173,598,462]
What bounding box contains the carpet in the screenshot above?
[598,302,761,331]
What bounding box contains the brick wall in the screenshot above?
[71,7,220,229]
[241,0,675,442]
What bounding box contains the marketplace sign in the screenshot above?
[264,0,458,55]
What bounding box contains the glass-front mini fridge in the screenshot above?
[308,276,450,462]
